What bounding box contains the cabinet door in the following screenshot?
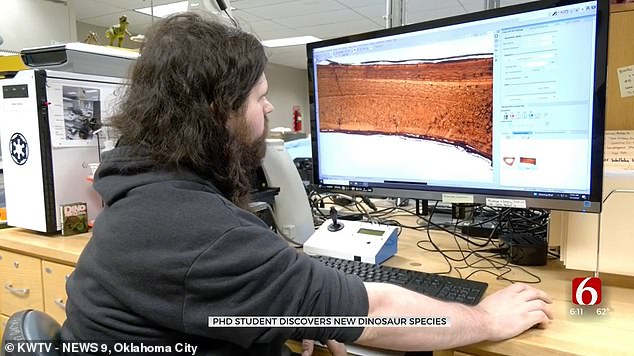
[0,249,44,316]
[42,261,75,324]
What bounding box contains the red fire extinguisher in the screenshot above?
[293,108,302,132]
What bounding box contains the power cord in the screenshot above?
[249,201,302,248]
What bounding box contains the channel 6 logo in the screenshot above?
[572,277,602,305]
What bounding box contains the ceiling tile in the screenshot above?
[246,0,345,20]
[458,0,486,12]
[299,18,379,39]
[406,7,467,24]
[93,0,179,11]
[406,0,463,12]
[231,0,296,9]
[276,8,364,28]
[243,20,291,34]
[75,0,126,20]
[232,9,264,23]
[335,0,385,9]
[257,29,302,41]
[352,4,388,26]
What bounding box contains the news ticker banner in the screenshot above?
[2,341,199,355]
[2,318,448,355]
[207,316,450,327]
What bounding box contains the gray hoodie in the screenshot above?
[61,145,368,355]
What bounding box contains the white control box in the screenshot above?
[303,220,398,264]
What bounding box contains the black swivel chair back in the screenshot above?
[1,310,61,356]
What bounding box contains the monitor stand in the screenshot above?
[416,201,498,236]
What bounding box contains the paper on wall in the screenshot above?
[604,130,634,170]
[617,65,634,98]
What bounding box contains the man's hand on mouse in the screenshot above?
[477,282,554,341]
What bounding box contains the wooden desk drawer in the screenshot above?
[42,261,74,324]
[0,249,44,315]
[1,313,8,337]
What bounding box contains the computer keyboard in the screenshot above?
[311,255,488,305]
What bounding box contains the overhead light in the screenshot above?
[261,36,321,48]
[135,1,189,18]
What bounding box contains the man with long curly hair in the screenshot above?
[62,12,552,356]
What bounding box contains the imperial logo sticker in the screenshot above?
[10,132,29,165]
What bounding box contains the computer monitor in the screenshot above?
[307,0,608,213]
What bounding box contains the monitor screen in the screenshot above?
[307,0,608,213]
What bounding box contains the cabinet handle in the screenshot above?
[54,298,66,310]
[4,283,30,297]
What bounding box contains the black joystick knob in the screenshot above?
[327,206,344,232]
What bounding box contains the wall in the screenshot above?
[605,3,634,130]
[264,63,310,134]
[0,0,76,53]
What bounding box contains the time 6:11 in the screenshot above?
[569,307,584,316]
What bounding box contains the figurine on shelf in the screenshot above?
[83,31,99,45]
[105,15,131,47]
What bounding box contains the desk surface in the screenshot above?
[0,228,89,265]
[1,225,632,355]
[388,224,634,356]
